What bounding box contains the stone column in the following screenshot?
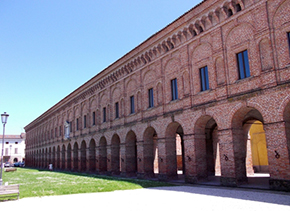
[218,128,238,187]
[264,121,290,191]
[183,134,198,183]
[136,141,145,179]
[120,143,126,177]
[158,137,177,181]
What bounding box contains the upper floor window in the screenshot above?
[115,102,119,119]
[237,50,250,79]
[171,78,178,101]
[92,111,96,126]
[130,96,135,114]
[200,66,209,91]
[84,115,87,128]
[103,107,106,122]
[59,126,62,136]
[76,118,79,131]
[287,32,290,57]
[70,121,73,132]
[148,88,154,108]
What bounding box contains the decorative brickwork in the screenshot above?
[25,0,290,191]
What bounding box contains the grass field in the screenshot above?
[1,168,173,200]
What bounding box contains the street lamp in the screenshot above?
[0,112,9,186]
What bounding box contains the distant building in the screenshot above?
[0,133,26,165]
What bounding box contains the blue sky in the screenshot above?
[0,0,202,135]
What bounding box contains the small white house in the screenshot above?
[0,133,25,165]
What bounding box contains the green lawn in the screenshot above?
[1,168,173,200]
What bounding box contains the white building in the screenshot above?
[0,133,25,165]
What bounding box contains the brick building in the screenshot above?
[25,0,290,191]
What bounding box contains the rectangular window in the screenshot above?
[171,78,178,100]
[288,32,290,56]
[92,112,96,125]
[115,102,119,119]
[84,115,87,128]
[103,107,106,122]
[200,66,209,91]
[55,128,57,137]
[130,96,135,114]
[70,121,73,132]
[59,126,62,136]
[237,50,250,79]
[5,148,8,155]
[76,118,79,131]
[15,148,18,154]
[148,88,154,108]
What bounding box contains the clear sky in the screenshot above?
[0,0,202,135]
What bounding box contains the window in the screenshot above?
[70,121,73,132]
[76,118,79,131]
[5,142,9,144]
[15,142,18,144]
[130,96,135,114]
[148,88,154,108]
[5,148,8,156]
[237,50,250,79]
[59,126,62,136]
[115,102,119,119]
[171,78,178,100]
[15,148,18,154]
[200,66,209,91]
[55,128,57,137]
[103,107,106,122]
[92,112,96,125]
[287,32,290,54]
[84,115,87,128]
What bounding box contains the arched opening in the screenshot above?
[62,145,66,170]
[13,158,18,163]
[42,148,45,168]
[165,122,184,180]
[52,146,56,168]
[57,146,60,169]
[194,115,219,181]
[232,107,270,184]
[89,139,96,172]
[228,8,233,17]
[73,142,79,171]
[81,141,87,172]
[125,130,138,176]
[48,148,51,167]
[99,137,107,173]
[111,134,120,175]
[235,3,242,12]
[143,127,158,178]
[246,120,269,174]
[67,144,72,170]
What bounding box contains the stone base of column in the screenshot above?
[269,179,290,191]
[220,177,237,187]
[185,176,198,184]
[158,173,178,181]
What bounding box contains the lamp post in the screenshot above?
[0,112,9,186]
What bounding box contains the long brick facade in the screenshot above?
[25,0,290,191]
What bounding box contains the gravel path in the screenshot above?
[1,185,289,211]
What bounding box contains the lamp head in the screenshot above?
[1,112,9,124]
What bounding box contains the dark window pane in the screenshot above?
[149,88,154,108]
[115,102,119,118]
[130,96,135,114]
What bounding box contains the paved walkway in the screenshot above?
[1,185,290,211]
